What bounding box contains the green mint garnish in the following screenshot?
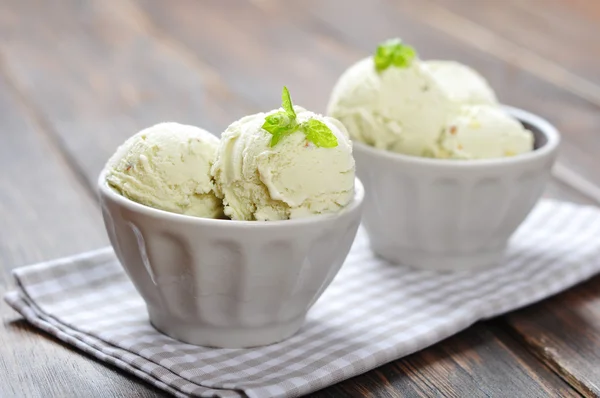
[262,86,338,148]
[374,38,417,72]
[262,111,297,146]
[281,86,296,119]
[302,119,338,148]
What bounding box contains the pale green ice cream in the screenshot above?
[326,57,455,157]
[106,122,223,218]
[327,43,534,160]
[211,107,355,221]
[424,60,498,106]
[438,105,534,159]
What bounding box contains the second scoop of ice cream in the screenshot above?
[105,122,223,218]
[438,105,534,159]
[424,60,498,106]
[212,106,355,221]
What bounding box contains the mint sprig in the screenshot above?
[281,86,296,119]
[262,112,297,146]
[374,38,417,72]
[261,86,298,146]
[262,86,338,148]
[303,119,338,148]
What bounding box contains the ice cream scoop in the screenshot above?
[105,122,223,218]
[327,39,533,160]
[438,105,534,159]
[212,87,355,221]
[424,60,498,106]
[327,55,454,157]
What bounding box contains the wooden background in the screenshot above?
[1,0,600,396]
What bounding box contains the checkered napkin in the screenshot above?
[5,199,600,398]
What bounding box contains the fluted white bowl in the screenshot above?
[354,106,559,271]
[98,174,364,348]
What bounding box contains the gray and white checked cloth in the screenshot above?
[5,199,600,398]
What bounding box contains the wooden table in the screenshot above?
[1,0,599,396]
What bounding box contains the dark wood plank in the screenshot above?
[401,0,600,109]
[432,0,600,86]
[503,275,600,397]
[0,69,164,397]
[312,323,580,398]
[0,0,252,188]
[136,0,353,113]
[0,80,102,270]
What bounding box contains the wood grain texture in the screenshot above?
[504,275,600,397]
[136,0,353,113]
[0,69,164,397]
[0,0,252,188]
[433,0,600,86]
[0,0,598,397]
[408,0,600,109]
[0,76,102,272]
[312,323,579,398]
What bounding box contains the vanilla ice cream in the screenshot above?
[424,60,498,106]
[327,57,455,157]
[212,89,355,221]
[438,105,534,159]
[106,122,223,218]
[327,39,534,160]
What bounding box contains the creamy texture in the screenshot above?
[424,60,498,106]
[439,105,534,159]
[327,57,455,157]
[211,107,355,221]
[106,122,223,218]
[327,57,534,159]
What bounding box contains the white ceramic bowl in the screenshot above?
[98,173,364,348]
[353,106,560,271]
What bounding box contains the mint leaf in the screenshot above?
[263,111,295,134]
[374,38,417,72]
[263,86,300,147]
[262,111,297,147]
[281,86,296,119]
[302,119,338,148]
[263,87,337,148]
[391,44,416,68]
[374,41,395,72]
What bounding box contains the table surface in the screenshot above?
[1,0,600,396]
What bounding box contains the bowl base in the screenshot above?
[372,244,506,271]
[148,306,306,348]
